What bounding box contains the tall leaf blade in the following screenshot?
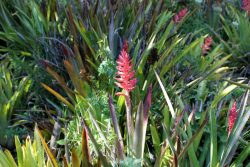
[3,150,17,167]
[133,85,152,160]
[154,70,176,118]
[64,60,87,97]
[72,149,80,167]
[41,83,75,111]
[108,94,125,160]
[81,127,91,167]
[81,120,110,167]
[15,136,23,167]
[35,126,59,167]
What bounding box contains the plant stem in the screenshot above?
[125,91,134,153]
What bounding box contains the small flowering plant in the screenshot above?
[111,41,152,161]
[114,41,137,152]
[201,36,213,55]
[173,8,188,24]
[242,0,250,14]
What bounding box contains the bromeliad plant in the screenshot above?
[0,125,94,167]
[152,70,250,167]
[112,41,152,162]
[216,5,250,72]
[115,41,137,151]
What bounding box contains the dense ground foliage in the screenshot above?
[0,0,250,166]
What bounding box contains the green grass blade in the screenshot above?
[154,70,176,118]
[210,108,218,167]
[231,142,250,166]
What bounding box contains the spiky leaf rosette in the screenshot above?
[115,42,137,96]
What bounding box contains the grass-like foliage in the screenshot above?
[0,0,250,167]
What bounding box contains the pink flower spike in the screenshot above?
[228,101,237,136]
[202,36,213,55]
[173,8,188,24]
[115,41,137,95]
[242,0,250,14]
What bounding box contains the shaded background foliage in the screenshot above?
[0,0,250,166]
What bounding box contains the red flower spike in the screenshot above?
[202,36,213,55]
[115,42,137,95]
[228,101,237,135]
[173,8,188,24]
[242,0,250,14]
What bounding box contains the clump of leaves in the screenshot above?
[120,157,142,167]
[98,58,116,90]
[65,117,82,148]
[218,5,250,75]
